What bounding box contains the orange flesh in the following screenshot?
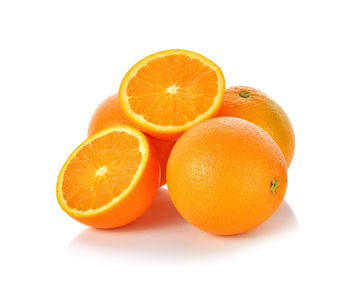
[62,131,142,211]
[126,54,219,126]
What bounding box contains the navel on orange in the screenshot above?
[119,49,225,140]
[56,125,160,229]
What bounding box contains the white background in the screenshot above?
[1,0,349,283]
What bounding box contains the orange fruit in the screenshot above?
[88,95,174,186]
[119,49,225,140]
[56,125,160,229]
[218,86,295,168]
[167,117,288,235]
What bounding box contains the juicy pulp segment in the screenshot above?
[126,54,219,126]
[61,131,142,211]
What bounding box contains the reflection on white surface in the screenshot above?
[68,188,298,261]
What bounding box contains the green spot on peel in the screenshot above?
[239,91,250,98]
[270,179,279,193]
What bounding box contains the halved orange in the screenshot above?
[119,49,225,140]
[56,125,160,229]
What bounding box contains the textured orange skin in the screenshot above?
[71,139,160,229]
[167,117,288,235]
[218,86,295,168]
[88,95,174,186]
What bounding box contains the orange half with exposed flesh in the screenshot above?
[119,49,225,140]
[56,125,160,229]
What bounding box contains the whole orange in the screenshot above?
[218,86,295,168]
[167,117,288,235]
[88,95,174,186]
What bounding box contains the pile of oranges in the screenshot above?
[57,49,295,235]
